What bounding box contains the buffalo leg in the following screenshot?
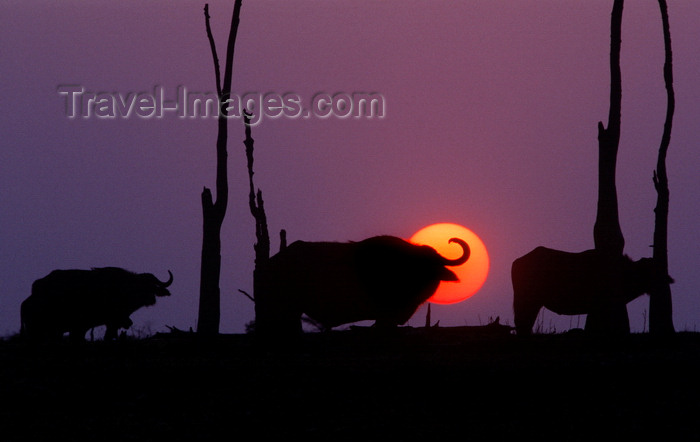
[104,325,119,341]
[585,304,630,335]
[514,298,541,336]
[69,328,88,342]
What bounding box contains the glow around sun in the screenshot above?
[410,223,489,304]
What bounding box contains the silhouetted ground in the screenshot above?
[2,328,700,441]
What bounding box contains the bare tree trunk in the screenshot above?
[243,111,270,329]
[197,1,244,335]
[244,112,270,267]
[242,112,275,335]
[649,0,675,335]
[593,0,625,256]
[279,229,287,251]
[587,0,628,334]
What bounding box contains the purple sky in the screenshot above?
[2,0,699,336]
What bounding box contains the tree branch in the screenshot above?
[203,4,222,98]
[221,0,243,98]
[238,289,255,303]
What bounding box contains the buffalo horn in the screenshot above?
[159,270,174,287]
[442,238,470,266]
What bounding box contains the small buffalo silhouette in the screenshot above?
[255,235,470,336]
[21,267,173,342]
[512,247,670,335]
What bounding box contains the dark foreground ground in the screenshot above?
[2,327,700,441]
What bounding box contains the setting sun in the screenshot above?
[410,223,489,304]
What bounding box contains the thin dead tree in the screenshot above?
[197,1,243,335]
[242,111,272,332]
[594,0,625,257]
[243,111,271,271]
[587,0,629,334]
[242,111,294,333]
[649,0,675,335]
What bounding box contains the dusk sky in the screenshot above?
[2,0,700,336]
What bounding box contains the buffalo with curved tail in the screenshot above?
[21,267,173,342]
[255,235,470,336]
[512,247,671,335]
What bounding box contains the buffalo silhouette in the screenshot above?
[21,267,173,341]
[511,247,668,335]
[255,235,470,336]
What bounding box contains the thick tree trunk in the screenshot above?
[649,0,675,335]
[197,1,243,335]
[593,0,625,256]
[199,188,224,335]
[587,0,629,334]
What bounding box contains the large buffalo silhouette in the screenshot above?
[21,267,173,341]
[511,247,668,335]
[255,235,470,335]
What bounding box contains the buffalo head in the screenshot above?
[135,270,174,305]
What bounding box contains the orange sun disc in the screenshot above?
[410,223,489,304]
